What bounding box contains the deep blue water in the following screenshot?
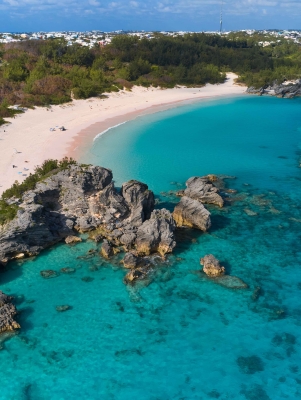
[1,95,301,399]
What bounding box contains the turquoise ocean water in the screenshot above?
[1,95,301,399]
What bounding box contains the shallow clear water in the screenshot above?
[1,96,301,400]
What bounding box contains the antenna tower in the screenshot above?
[220,0,224,34]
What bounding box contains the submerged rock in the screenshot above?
[200,254,225,277]
[215,275,248,290]
[60,267,76,274]
[173,197,211,231]
[56,305,71,312]
[0,291,20,333]
[40,270,58,279]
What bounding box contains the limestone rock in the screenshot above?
[173,197,211,231]
[184,176,224,207]
[65,235,82,244]
[123,266,150,284]
[100,241,114,259]
[135,209,176,256]
[0,291,20,333]
[121,180,155,226]
[200,254,225,277]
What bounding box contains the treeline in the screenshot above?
[0,33,300,117]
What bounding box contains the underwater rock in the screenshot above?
[40,270,59,279]
[244,208,258,216]
[200,255,225,277]
[81,276,94,282]
[184,175,224,207]
[100,241,114,259]
[60,267,76,274]
[56,305,71,312]
[215,275,248,289]
[0,291,20,333]
[65,235,82,244]
[135,209,176,256]
[251,286,262,301]
[173,197,211,231]
[237,355,264,374]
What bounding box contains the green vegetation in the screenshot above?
[0,33,300,123]
[0,158,76,225]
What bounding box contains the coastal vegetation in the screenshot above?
[0,158,76,224]
[0,32,300,124]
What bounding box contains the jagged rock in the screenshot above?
[0,291,20,333]
[200,254,225,277]
[123,266,150,284]
[121,180,155,226]
[123,252,140,269]
[135,209,176,256]
[246,86,265,95]
[0,164,113,263]
[184,176,224,207]
[100,241,114,259]
[56,305,70,312]
[173,197,211,231]
[65,235,82,244]
[40,270,58,279]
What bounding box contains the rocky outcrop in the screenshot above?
[173,197,211,231]
[247,80,301,99]
[0,165,159,263]
[0,291,20,333]
[183,176,224,207]
[200,255,248,289]
[200,254,225,277]
[65,235,82,244]
[100,241,114,259]
[135,209,176,256]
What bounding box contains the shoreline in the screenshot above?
[0,73,246,194]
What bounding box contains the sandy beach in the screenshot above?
[0,73,246,194]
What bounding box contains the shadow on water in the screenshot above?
[18,306,35,332]
[209,214,232,233]
[0,261,23,285]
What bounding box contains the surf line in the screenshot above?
[93,121,129,141]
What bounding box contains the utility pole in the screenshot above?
[220,0,223,34]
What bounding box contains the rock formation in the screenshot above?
[200,254,225,277]
[135,209,176,256]
[0,165,162,264]
[247,80,301,99]
[0,291,20,333]
[173,197,211,231]
[181,175,224,207]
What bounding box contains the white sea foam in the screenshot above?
[93,121,128,141]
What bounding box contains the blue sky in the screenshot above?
[0,0,300,32]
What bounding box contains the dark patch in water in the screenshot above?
[81,276,94,282]
[237,355,264,374]
[277,156,288,159]
[207,390,221,398]
[240,384,270,400]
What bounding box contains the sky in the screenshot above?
[0,0,300,32]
